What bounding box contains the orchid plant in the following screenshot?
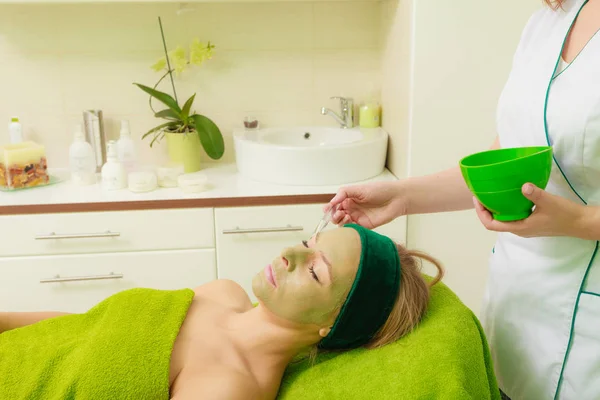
[134,17,224,160]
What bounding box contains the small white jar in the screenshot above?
[156,164,184,188]
[128,171,158,193]
[178,172,209,193]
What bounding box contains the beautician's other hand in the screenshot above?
[473,183,588,238]
[325,181,407,229]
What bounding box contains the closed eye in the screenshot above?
[309,264,320,282]
[302,241,320,282]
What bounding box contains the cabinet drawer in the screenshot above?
[214,204,406,301]
[0,249,216,312]
[0,208,214,257]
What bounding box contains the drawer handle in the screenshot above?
[34,231,121,240]
[40,272,124,284]
[222,225,304,235]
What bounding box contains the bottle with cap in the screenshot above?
[101,140,127,190]
[117,120,136,173]
[69,124,96,185]
[8,116,22,144]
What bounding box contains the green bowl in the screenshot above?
[473,188,535,221]
[460,146,553,193]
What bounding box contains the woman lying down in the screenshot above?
[0,224,443,399]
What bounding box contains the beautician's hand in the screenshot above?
[474,183,589,238]
[325,181,407,229]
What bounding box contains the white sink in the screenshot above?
[233,126,388,186]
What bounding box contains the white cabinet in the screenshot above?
[0,208,214,257]
[0,249,216,313]
[215,204,406,301]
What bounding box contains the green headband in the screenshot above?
[318,224,401,350]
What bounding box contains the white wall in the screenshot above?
[0,2,382,167]
[382,0,540,314]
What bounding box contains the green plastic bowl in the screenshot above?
[460,146,553,193]
[473,188,535,221]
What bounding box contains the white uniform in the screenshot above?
[483,0,600,399]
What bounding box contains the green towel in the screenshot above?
[278,280,501,400]
[0,287,194,400]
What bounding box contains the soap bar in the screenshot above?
[0,141,49,189]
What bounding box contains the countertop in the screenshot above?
[0,164,398,215]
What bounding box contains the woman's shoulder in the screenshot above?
[511,4,577,61]
[193,279,253,311]
[522,0,585,33]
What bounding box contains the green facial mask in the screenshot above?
[252,228,362,327]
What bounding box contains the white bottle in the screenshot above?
[69,124,96,185]
[8,116,22,144]
[117,120,136,173]
[101,140,127,190]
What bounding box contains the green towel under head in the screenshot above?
[0,287,194,400]
[278,279,501,400]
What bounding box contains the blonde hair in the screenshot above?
[365,244,443,349]
[304,243,444,362]
[544,0,563,9]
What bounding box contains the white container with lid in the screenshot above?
[101,140,127,190]
[157,164,185,188]
[178,172,209,193]
[128,171,158,193]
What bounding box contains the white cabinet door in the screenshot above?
[0,249,216,313]
[0,208,214,257]
[214,204,406,301]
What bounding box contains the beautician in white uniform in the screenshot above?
[326,1,600,399]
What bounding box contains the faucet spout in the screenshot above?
[320,97,354,129]
[321,107,346,127]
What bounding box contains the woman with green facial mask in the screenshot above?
[0,225,443,400]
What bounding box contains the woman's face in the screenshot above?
[252,227,361,329]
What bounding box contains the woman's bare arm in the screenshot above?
[0,311,71,334]
[401,136,500,215]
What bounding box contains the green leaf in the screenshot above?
[180,94,196,121]
[142,121,179,141]
[150,131,166,148]
[133,83,182,114]
[154,109,180,120]
[191,114,224,160]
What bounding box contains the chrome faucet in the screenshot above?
[321,96,354,128]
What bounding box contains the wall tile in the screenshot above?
[0,5,64,54]
[179,50,314,115]
[0,53,64,117]
[314,2,381,49]
[60,52,164,116]
[183,3,314,51]
[56,3,187,55]
[313,49,381,104]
